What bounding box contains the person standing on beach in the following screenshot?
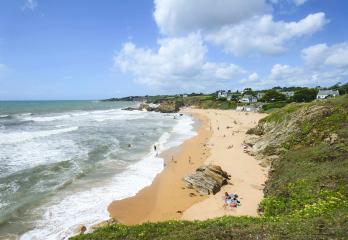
[154,145,158,156]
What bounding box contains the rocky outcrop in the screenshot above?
[123,101,182,113]
[183,165,230,195]
[156,100,182,113]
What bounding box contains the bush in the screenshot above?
[293,88,318,102]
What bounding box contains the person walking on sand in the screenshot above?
[154,145,158,156]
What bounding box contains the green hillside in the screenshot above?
[72,95,348,240]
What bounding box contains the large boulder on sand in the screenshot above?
[183,165,230,195]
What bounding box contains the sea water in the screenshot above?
[0,101,196,239]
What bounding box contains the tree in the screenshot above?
[338,83,348,95]
[243,88,255,96]
[293,88,318,102]
[260,90,287,102]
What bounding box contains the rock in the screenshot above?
[324,133,338,145]
[183,165,230,195]
[77,225,87,235]
[121,107,139,111]
[156,100,182,113]
[124,101,183,113]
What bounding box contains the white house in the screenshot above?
[240,95,258,103]
[217,91,228,99]
[281,91,295,98]
[316,90,340,99]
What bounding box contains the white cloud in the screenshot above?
[248,73,259,82]
[23,0,38,11]
[153,0,268,35]
[114,34,247,91]
[302,42,348,68]
[268,64,303,83]
[206,12,328,56]
[254,62,348,88]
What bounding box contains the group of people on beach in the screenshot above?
[223,192,241,209]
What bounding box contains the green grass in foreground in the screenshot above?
[72,95,348,240]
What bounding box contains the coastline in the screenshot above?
[107,112,212,224]
[107,108,268,225]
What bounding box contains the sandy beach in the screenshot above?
[108,109,267,224]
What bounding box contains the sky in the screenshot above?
[0,0,347,100]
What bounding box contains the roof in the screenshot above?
[317,90,339,95]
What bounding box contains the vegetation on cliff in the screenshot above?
[72,95,348,240]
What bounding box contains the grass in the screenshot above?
[71,95,348,240]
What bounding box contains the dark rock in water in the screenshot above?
[183,165,230,195]
[121,107,139,111]
[122,100,183,113]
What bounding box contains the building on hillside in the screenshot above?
[217,90,228,99]
[240,95,258,103]
[316,90,340,99]
[257,92,265,100]
[281,91,295,98]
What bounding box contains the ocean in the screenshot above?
[0,101,196,239]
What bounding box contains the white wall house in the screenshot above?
[316,90,340,99]
[217,91,228,99]
[281,91,295,98]
[240,95,258,103]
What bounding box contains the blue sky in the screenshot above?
[0,0,347,100]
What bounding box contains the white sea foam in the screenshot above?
[0,114,9,118]
[0,138,83,178]
[0,127,78,144]
[20,114,196,240]
[23,114,71,122]
[20,109,145,123]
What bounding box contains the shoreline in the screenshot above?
[107,112,212,224]
[107,108,268,225]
